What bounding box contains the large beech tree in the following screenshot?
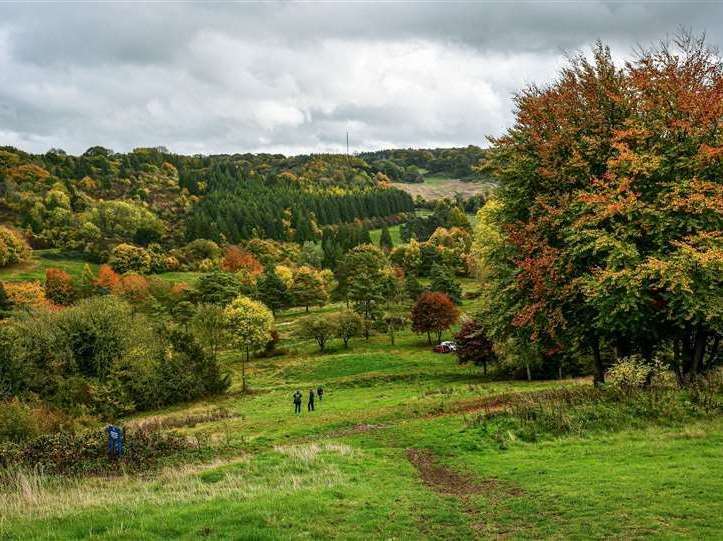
[478,33,722,384]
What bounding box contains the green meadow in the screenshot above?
[0,249,202,285]
[1,309,720,540]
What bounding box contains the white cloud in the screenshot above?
[0,2,720,155]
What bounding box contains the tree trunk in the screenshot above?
[482,360,487,376]
[305,305,309,312]
[242,346,249,393]
[591,337,604,386]
[427,331,431,345]
[525,361,531,382]
[692,327,707,378]
[673,337,684,387]
[707,335,720,371]
[615,335,630,360]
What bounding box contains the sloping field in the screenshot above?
[392,177,494,201]
[2,315,721,539]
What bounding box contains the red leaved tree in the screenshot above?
[411,292,459,344]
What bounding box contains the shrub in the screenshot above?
[3,281,54,312]
[0,400,76,444]
[0,281,12,317]
[112,273,150,304]
[181,239,221,267]
[0,426,193,475]
[109,243,152,274]
[469,385,707,447]
[0,226,31,268]
[154,329,230,406]
[164,255,180,271]
[95,264,120,293]
[45,268,76,305]
[0,400,43,443]
[2,295,230,419]
[605,356,653,393]
[198,258,217,272]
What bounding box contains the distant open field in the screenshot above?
[0,249,201,285]
[392,176,494,201]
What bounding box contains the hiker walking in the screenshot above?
[316,385,324,401]
[293,390,302,414]
[307,389,315,412]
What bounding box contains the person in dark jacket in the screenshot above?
[293,390,302,414]
[307,389,315,412]
[317,385,324,401]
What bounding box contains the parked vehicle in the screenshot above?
[432,341,457,353]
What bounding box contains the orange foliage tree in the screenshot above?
[220,245,263,275]
[112,273,150,304]
[95,264,120,293]
[4,281,57,312]
[479,32,722,384]
[45,268,76,306]
[410,292,459,344]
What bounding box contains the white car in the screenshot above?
[433,341,457,353]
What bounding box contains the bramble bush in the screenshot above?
[0,426,193,475]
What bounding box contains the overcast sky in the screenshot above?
[0,2,721,156]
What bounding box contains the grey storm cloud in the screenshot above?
[0,1,721,155]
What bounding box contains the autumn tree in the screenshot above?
[411,292,460,344]
[479,32,722,385]
[221,245,263,275]
[224,296,274,392]
[94,264,120,294]
[290,266,329,312]
[45,268,75,306]
[112,273,150,305]
[455,317,496,375]
[0,226,31,268]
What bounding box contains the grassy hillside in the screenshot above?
[0,249,202,284]
[392,177,494,201]
[1,298,721,539]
